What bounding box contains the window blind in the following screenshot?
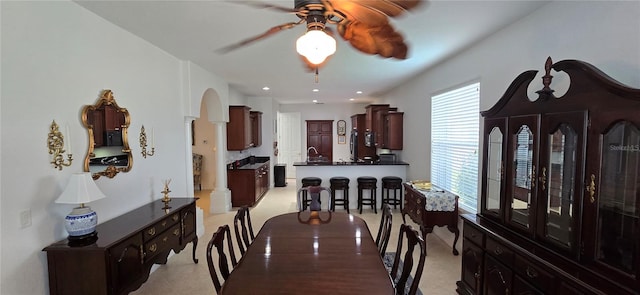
[431,83,480,214]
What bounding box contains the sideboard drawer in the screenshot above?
[486,237,513,267]
[514,255,555,293]
[143,213,180,241]
[144,223,181,262]
[464,222,485,247]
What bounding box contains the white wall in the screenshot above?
[0,2,232,294]
[382,1,640,188]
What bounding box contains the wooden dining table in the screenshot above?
[220,211,395,294]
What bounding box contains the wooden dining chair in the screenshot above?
[390,224,426,295]
[233,206,255,256]
[375,203,393,257]
[206,225,238,293]
[297,186,332,211]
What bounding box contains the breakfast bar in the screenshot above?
[293,161,409,210]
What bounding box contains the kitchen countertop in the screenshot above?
[293,161,409,166]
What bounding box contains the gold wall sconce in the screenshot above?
[139,125,155,158]
[48,120,73,170]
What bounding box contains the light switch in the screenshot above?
[20,209,32,228]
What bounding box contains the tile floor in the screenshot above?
[132,182,461,294]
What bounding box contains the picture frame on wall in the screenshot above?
[338,135,346,144]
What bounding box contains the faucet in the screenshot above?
[306,146,318,161]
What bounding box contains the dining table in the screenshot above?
[219,211,395,294]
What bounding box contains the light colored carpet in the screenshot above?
[132,182,461,294]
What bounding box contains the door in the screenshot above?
[277,112,301,179]
[306,120,333,161]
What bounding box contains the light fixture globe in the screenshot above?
[296,29,336,65]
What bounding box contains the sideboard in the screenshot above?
[43,198,199,295]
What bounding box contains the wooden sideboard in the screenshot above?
[43,198,199,295]
[402,183,460,255]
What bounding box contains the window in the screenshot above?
[431,82,480,214]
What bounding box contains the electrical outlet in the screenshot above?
[20,209,32,228]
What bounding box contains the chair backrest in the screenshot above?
[390,224,426,295]
[233,206,255,255]
[375,204,393,257]
[297,186,332,211]
[206,225,238,293]
[192,153,203,175]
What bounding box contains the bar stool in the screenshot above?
[381,176,403,210]
[357,176,378,214]
[330,177,350,213]
[301,177,322,210]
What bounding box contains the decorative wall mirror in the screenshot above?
[82,90,132,179]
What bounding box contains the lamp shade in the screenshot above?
[56,172,107,205]
[296,30,336,65]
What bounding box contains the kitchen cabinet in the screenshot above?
[457,58,640,294]
[228,161,270,207]
[365,104,389,147]
[250,111,262,147]
[383,112,403,150]
[227,106,252,150]
[43,198,198,295]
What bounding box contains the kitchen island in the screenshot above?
[293,161,409,211]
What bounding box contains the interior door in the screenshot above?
[277,112,301,179]
[306,120,333,161]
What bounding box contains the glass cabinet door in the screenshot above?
[537,111,585,253]
[595,120,639,276]
[507,115,539,232]
[482,118,506,220]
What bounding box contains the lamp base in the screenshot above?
[64,206,99,237]
[67,231,98,247]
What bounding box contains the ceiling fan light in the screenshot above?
[296,30,336,65]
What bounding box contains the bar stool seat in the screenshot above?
[301,177,322,210]
[381,176,403,210]
[357,176,378,214]
[330,177,350,213]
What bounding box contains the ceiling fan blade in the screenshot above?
[227,1,300,14]
[348,0,406,17]
[337,20,408,59]
[216,21,303,54]
[328,1,389,26]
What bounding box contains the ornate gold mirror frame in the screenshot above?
[81,90,133,179]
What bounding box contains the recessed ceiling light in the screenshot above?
[312,99,318,103]
[356,91,363,94]
[349,98,355,101]
[262,86,270,91]
[312,89,319,92]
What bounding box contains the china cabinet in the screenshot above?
[457,58,640,295]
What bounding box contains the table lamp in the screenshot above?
[56,172,107,242]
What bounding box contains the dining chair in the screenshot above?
[297,186,332,211]
[206,225,238,293]
[233,206,255,256]
[390,224,426,295]
[375,204,393,257]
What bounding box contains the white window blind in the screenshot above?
[431,83,480,214]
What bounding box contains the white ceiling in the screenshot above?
[75,0,549,104]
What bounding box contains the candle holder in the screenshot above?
[48,120,73,170]
[139,125,155,158]
[161,179,172,209]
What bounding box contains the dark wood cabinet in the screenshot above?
[383,111,403,150]
[457,58,640,295]
[227,106,252,150]
[306,120,333,161]
[250,111,262,147]
[228,161,270,207]
[365,104,389,148]
[43,198,199,295]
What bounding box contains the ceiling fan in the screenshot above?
[218,0,423,71]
